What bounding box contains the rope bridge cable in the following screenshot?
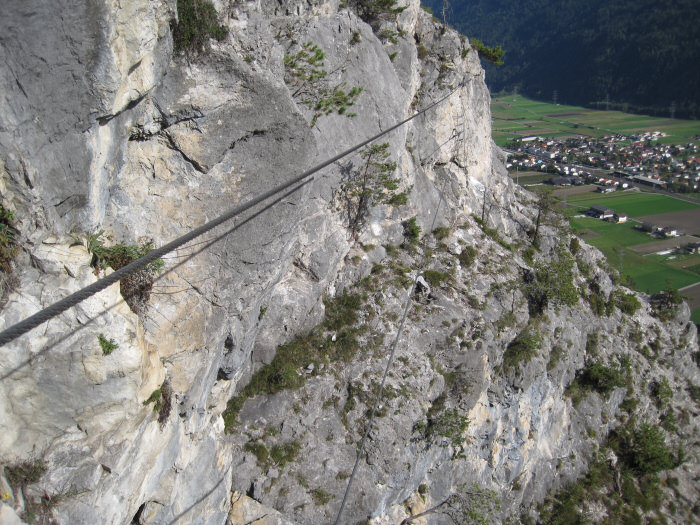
[333,175,450,525]
[0,82,464,348]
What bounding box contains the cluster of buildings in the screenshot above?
[586,205,627,223]
[640,222,678,238]
[506,134,700,191]
[586,205,682,239]
[593,177,630,192]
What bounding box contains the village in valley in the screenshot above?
[503,132,700,254]
[505,132,700,192]
[502,135,700,322]
[489,94,700,321]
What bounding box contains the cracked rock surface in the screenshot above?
[1,0,699,524]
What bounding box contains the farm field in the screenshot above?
[624,263,699,295]
[566,192,700,311]
[646,253,700,267]
[692,308,700,325]
[553,185,600,199]
[491,94,700,147]
[636,209,700,237]
[507,172,550,186]
[569,217,657,247]
[629,236,699,255]
[564,191,700,217]
[664,256,700,272]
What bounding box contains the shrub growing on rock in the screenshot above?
[569,236,580,256]
[344,0,406,27]
[339,143,403,236]
[143,380,172,426]
[503,328,540,371]
[98,333,118,356]
[400,483,499,525]
[0,205,19,301]
[403,217,421,245]
[614,290,641,315]
[651,281,684,321]
[522,245,535,265]
[80,230,164,315]
[523,249,578,315]
[458,245,477,267]
[579,361,626,395]
[284,41,364,127]
[5,459,46,489]
[469,38,505,66]
[651,377,673,408]
[566,358,627,406]
[172,0,228,53]
[423,269,449,287]
[0,205,18,274]
[626,424,676,475]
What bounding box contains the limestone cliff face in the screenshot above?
[0,1,698,524]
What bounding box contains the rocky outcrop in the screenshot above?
[0,0,698,524]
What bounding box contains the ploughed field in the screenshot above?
[636,209,700,237]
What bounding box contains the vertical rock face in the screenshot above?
[0,1,699,525]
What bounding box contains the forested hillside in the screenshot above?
[423,0,700,118]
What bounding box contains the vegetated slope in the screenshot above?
[1,0,700,523]
[224,196,700,524]
[423,0,700,118]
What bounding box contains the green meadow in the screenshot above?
[570,216,700,294]
[491,95,700,147]
[565,191,700,217]
[692,309,700,324]
[569,217,656,246]
[567,194,700,295]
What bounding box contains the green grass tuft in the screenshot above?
[223,292,374,432]
[98,333,118,356]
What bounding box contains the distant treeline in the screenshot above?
[423,0,700,119]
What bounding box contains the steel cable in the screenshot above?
[0,83,463,347]
[333,175,450,525]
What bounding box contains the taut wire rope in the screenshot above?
[333,175,450,525]
[0,83,463,347]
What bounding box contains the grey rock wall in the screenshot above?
[0,0,698,524]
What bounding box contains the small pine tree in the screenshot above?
[531,186,556,246]
[469,38,505,66]
[341,143,406,237]
[284,41,364,127]
[651,280,684,321]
